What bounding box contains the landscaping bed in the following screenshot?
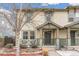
[0,48,42,56]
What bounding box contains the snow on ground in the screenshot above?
[56,50,79,56]
[48,51,60,56]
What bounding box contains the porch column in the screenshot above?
[56,28,60,49]
[37,29,42,47]
[68,27,71,46]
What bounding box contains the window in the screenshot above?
[23,31,28,39]
[69,18,74,22]
[45,11,52,21]
[23,31,35,39]
[26,12,33,20]
[68,9,75,22]
[68,9,79,22]
[27,12,33,18]
[30,31,35,39]
[75,9,79,17]
[69,9,75,18]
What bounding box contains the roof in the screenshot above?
[37,20,62,29]
[16,8,69,12]
[65,21,79,27]
[66,6,79,9]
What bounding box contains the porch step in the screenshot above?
[42,46,56,51]
[68,46,79,51]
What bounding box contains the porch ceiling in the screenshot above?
[36,21,62,29]
[65,21,79,28]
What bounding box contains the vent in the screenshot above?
[68,17,74,22]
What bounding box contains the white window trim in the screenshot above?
[22,30,36,40]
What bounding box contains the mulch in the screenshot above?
[0,48,42,56]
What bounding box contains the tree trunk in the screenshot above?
[15,32,20,56]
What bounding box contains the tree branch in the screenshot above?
[0,12,15,28]
[19,11,40,31]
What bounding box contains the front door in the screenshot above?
[44,31,51,45]
[70,31,75,46]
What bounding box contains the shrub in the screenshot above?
[5,43,13,48]
[20,44,27,49]
[31,45,38,48]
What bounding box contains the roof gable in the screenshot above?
[37,21,62,29]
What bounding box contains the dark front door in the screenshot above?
[70,31,75,46]
[44,31,51,45]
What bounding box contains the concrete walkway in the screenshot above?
[48,47,79,56]
[47,47,61,56]
[56,50,79,56]
[48,50,61,56]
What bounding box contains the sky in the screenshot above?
[0,3,70,10]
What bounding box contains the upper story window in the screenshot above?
[26,11,33,21]
[69,9,75,18]
[68,8,79,22]
[23,31,28,39]
[27,12,33,18]
[69,18,74,22]
[68,9,75,22]
[75,9,79,17]
[44,11,52,21]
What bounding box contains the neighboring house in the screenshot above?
[14,6,79,48]
[0,9,15,47]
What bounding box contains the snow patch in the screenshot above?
[56,51,79,56]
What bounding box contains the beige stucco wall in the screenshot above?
[21,11,46,30]
[21,11,72,28]
[21,11,72,30]
[75,31,79,38]
[31,12,46,27]
[20,11,71,40]
[36,29,42,39]
[59,29,67,38]
[52,11,69,27]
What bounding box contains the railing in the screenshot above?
[59,38,79,47]
[21,38,79,48]
[21,38,57,47]
[71,38,79,46]
[59,38,68,48]
[21,39,39,47]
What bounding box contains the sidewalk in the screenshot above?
[56,50,79,56]
[48,50,61,56]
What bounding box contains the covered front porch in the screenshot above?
[36,21,62,49]
[36,21,79,49]
[65,21,79,47]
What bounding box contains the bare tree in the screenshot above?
[0,3,39,56]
